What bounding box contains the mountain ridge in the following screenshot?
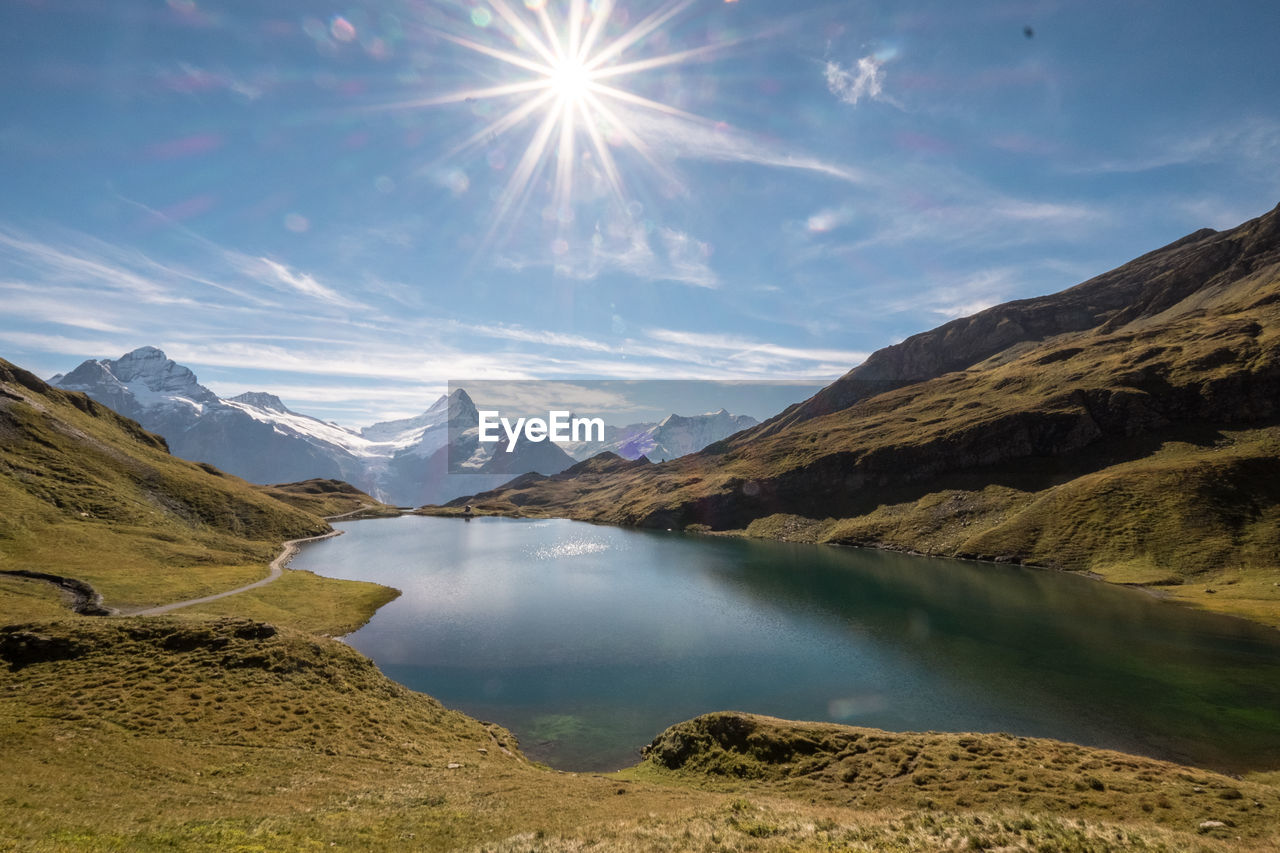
[441,202,1280,627]
[49,352,758,504]
[750,205,1279,438]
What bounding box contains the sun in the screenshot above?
[548,55,594,104]
[390,0,742,245]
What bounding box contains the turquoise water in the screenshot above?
[292,515,1280,772]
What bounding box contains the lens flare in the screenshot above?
[382,0,743,248]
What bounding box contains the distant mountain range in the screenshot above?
[447,203,1280,628]
[0,356,337,612]
[49,347,757,506]
[557,409,757,463]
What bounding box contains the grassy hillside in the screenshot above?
[0,359,391,631]
[258,478,401,519]
[2,618,1274,851]
[437,205,1280,626]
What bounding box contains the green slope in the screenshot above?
[0,359,390,628]
[2,618,1275,851]
[258,478,401,519]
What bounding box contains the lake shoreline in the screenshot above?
[415,503,1280,635]
[302,513,1280,776]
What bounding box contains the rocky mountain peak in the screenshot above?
[56,347,216,409]
[447,388,478,422]
[228,392,289,413]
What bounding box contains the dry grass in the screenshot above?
[462,804,1253,853]
[0,574,72,623]
[635,713,1280,838]
[178,568,400,636]
[2,621,1274,852]
[258,479,401,519]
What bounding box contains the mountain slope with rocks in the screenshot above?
[445,203,1280,627]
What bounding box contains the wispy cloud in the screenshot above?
[583,221,718,288]
[618,108,866,185]
[156,62,266,101]
[0,330,133,358]
[1068,117,1280,176]
[646,328,868,368]
[874,262,1087,321]
[501,218,719,288]
[806,205,857,233]
[450,322,615,353]
[825,55,889,107]
[1,217,370,320]
[448,382,641,418]
[2,223,857,424]
[0,230,194,306]
[0,225,291,309]
[250,257,363,308]
[0,288,131,333]
[827,175,1105,253]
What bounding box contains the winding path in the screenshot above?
[130,504,376,616]
[0,569,114,616]
[4,505,383,618]
[129,530,340,616]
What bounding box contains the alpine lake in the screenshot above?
[291,515,1280,773]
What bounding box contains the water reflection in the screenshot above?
[292,516,1280,772]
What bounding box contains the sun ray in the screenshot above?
[536,5,567,64]
[568,0,586,63]
[487,0,561,69]
[590,40,746,81]
[553,97,579,222]
[589,81,714,126]
[440,88,558,164]
[577,98,628,205]
[584,91,686,194]
[575,0,615,64]
[490,99,565,241]
[403,0,741,248]
[369,78,550,111]
[582,0,696,72]
[429,29,553,78]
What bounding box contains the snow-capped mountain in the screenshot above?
[54,347,367,487]
[358,392,455,456]
[561,408,758,462]
[53,346,219,417]
[223,392,373,459]
[51,348,576,506]
[52,348,757,504]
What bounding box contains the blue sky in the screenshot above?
[2,0,1278,426]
